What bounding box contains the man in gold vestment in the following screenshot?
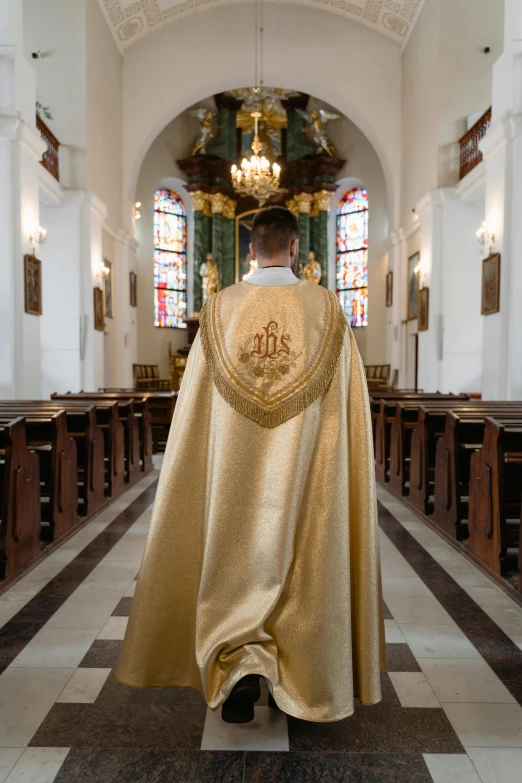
[116,207,386,724]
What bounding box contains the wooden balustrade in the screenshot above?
[36,114,60,182]
[459,107,492,181]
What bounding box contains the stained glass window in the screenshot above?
[154,189,187,328]
[336,188,368,327]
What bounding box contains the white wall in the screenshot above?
[123,2,402,233]
[86,0,123,234]
[23,0,87,189]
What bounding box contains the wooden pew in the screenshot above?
[373,393,468,483]
[97,389,176,453]
[0,400,107,516]
[468,418,522,577]
[52,393,152,475]
[431,408,522,537]
[0,411,78,541]
[0,418,41,579]
[394,402,522,506]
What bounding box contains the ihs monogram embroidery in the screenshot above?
[238,320,302,380]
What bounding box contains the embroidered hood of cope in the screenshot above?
[199,280,347,428]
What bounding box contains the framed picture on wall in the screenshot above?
[386,270,393,307]
[481,253,501,315]
[104,259,113,318]
[418,287,429,332]
[94,287,104,331]
[130,272,137,307]
[24,254,42,315]
[407,252,420,321]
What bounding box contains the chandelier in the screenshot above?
[231,0,282,205]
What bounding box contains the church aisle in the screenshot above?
[0,464,521,782]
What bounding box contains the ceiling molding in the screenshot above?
[95,0,424,50]
[400,0,426,52]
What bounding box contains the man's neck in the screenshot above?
[257,257,292,269]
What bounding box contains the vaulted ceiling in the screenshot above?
[97,0,424,49]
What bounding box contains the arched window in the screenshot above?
[154,189,187,328]
[336,188,368,327]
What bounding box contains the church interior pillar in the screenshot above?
[314,191,333,287]
[295,193,312,271]
[222,197,236,288]
[210,193,226,290]
[190,191,211,313]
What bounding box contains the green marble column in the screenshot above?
[295,193,312,273]
[314,191,333,288]
[190,191,211,313]
[210,193,226,288]
[222,198,236,288]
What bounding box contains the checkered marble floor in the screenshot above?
[1,458,522,781]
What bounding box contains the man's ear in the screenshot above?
[249,242,255,259]
[291,239,299,259]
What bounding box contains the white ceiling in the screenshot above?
[97,0,425,50]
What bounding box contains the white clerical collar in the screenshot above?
[246,266,301,286]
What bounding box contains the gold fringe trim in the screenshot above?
[199,290,347,429]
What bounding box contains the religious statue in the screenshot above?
[242,254,258,281]
[296,107,339,157]
[190,108,219,155]
[300,250,322,284]
[200,252,220,301]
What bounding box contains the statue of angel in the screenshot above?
[296,108,339,157]
[190,108,218,156]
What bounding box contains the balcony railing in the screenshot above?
[36,114,60,182]
[459,106,492,181]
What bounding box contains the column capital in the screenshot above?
[209,193,228,214]
[286,197,299,217]
[313,190,334,212]
[295,192,313,214]
[222,197,236,219]
[189,190,209,212]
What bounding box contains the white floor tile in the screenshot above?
[56,668,111,703]
[5,747,69,783]
[44,588,123,630]
[423,753,482,783]
[97,616,128,641]
[443,703,522,748]
[384,619,406,644]
[419,659,516,704]
[81,562,139,592]
[466,586,522,612]
[124,581,137,598]
[0,601,27,631]
[466,747,522,783]
[384,594,455,625]
[0,668,74,747]
[398,624,481,659]
[0,750,24,783]
[9,628,98,669]
[388,672,440,708]
[200,706,288,751]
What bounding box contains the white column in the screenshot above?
[479,0,522,399]
[114,231,139,388]
[81,192,108,391]
[415,190,444,393]
[0,0,46,398]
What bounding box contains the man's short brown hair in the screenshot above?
[251,207,300,259]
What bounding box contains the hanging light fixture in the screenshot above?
[231,0,282,205]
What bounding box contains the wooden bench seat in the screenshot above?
[97,389,176,452]
[0,418,41,579]
[468,418,522,580]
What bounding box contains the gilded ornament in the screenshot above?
[190,108,219,156]
[222,197,237,220]
[300,251,322,285]
[295,193,313,214]
[209,193,227,214]
[314,190,334,212]
[189,191,209,212]
[286,197,299,217]
[296,107,339,157]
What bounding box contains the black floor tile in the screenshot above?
[79,640,123,668]
[244,752,433,783]
[385,644,422,672]
[55,749,244,783]
[111,597,133,616]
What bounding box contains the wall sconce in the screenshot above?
[134,202,142,220]
[413,256,427,287]
[476,221,495,254]
[30,225,47,254]
[100,260,110,278]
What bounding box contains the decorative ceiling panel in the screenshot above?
[97,0,424,48]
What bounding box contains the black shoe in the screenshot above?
[221,675,261,724]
